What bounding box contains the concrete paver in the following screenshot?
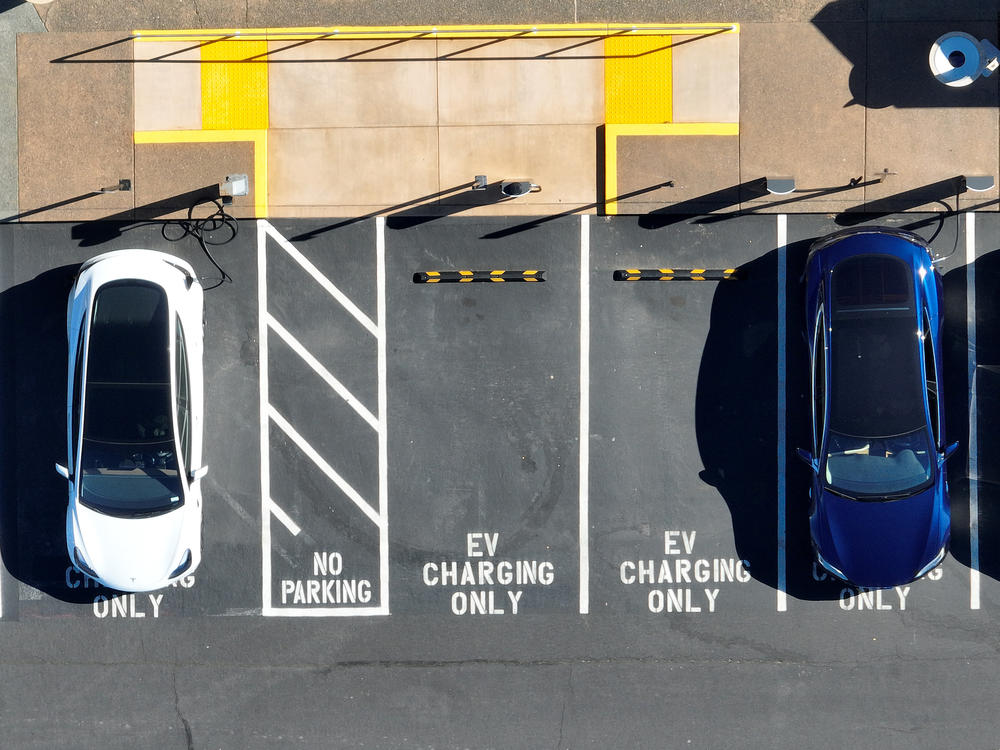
[614,133,740,214]
[133,41,201,132]
[134,140,256,219]
[739,22,867,213]
[268,126,440,215]
[437,37,604,126]
[16,32,133,222]
[864,20,999,212]
[438,124,597,210]
[268,39,439,129]
[671,32,739,123]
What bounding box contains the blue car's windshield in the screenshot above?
[824,429,933,499]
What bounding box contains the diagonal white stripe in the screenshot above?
[259,221,378,337]
[269,405,383,528]
[267,314,380,432]
[268,498,302,536]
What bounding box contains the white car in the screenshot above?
[56,250,207,592]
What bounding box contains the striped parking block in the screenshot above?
[414,270,545,283]
[613,268,737,281]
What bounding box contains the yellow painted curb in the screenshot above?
[133,22,739,43]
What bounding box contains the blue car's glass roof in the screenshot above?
[829,254,925,438]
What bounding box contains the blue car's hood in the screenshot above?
[813,483,948,588]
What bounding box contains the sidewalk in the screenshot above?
[8,15,1000,222]
[0,3,44,219]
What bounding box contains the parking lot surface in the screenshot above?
[0,211,998,747]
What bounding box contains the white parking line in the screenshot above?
[267,314,380,431]
[777,214,788,613]
[270,405,383,528]
[268,498,302,537]
[258,221,274,614]
[376,216,389,613]
[967,211,980,610]
[260,221,378,337]
[579,214,590,615]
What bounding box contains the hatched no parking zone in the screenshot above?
[257,219,389,615]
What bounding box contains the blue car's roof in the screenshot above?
[829,254,924,438]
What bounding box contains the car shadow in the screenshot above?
[695,239,847,600]
[0,264,114,604]
[952,248,1000,581]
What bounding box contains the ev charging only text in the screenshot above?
[619,530,751,613]
[64,566,196,618]
[422,532,555,615]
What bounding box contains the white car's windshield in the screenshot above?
[79,282,183,517]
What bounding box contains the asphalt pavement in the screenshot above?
[4,0,1000,747]
[0,211,995,748]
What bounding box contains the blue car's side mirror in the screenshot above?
[940,441,959,461]
[796,448,819,474]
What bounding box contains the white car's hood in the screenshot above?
[72,502,188,592]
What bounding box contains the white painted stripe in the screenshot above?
[269,405,383,528]
[776,214,788,613]
[376,216,390,614]
[267,314,380,431]
[967,211,980,610]
[579,214,590,615]
[268,498,302,536]
[259,220,378,337]
[257,220,273,614]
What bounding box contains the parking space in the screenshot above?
[0,211,997,628]
[258,219,387,615]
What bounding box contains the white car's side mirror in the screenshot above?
[189,465,209,482]
[55,463,69,479]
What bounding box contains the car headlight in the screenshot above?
[914,546,947,579]
[169,550,192,579]
[73,547,99,579]
[815,547,848,582]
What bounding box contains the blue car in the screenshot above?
[799,227,957,588]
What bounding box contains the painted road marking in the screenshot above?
[258,219,389,616]
[258,220,274,613]
[269,406,382,526]
[269,498,302,537]
[776,214,788,613]
[579,214,590,615]
[134,24,739,43]
[267,314,380,431]
[376,216,389,614]
[967,211,980,611]
[267,228,378,336]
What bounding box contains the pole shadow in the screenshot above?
[835,178,965,226]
